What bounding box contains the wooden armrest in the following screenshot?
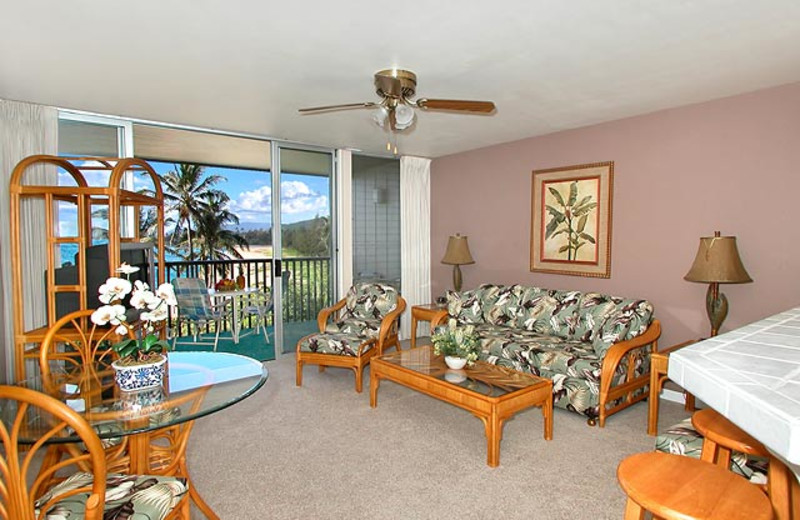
[430,309,450,328]
[317,298,347,332]
[377,298,407,349]
[599,319,662,399]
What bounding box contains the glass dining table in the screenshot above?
[2,351,268,520]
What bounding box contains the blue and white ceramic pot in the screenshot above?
[112,355,167,392]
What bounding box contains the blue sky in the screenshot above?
[145,161,330,228]
[57,160,330,235]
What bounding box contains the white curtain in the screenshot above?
[335,149,353,299]
[399,156,431,340]
[0,99,58,382]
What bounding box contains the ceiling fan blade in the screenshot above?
[298,102,377,113]
[416,98,495,113]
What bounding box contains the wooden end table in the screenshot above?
[370,346,553,467]
[648,339,698,435]
[410,303,447,349]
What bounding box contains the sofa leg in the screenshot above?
[296,360,303,387]
[587,418,597,427]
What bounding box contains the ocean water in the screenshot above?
[58,242,183,266]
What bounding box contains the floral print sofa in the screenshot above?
[431,284,661,426]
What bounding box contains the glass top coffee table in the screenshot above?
[370,346,553,467]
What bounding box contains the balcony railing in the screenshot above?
[163,257,331,331]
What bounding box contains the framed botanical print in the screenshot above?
[530,161,614,278]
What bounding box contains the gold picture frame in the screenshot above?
[530,161,614,278]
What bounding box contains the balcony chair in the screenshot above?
[172,277,233,351]
[296,282,406,393]
[240,287,273,342]
[0,385,189,519]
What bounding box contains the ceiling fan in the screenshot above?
[298,69,495,132]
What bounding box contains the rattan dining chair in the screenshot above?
[172,277,233,351]
[38,311,202,496]
[0,385,190,519]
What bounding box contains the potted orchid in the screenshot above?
[431,319,480,370]
[90,263,177,391]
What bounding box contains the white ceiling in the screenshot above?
[2,1,799,158]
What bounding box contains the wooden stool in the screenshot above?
[618,452,773,520]
[692,408,769,466]
[692,409,800,520]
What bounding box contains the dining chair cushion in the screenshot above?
[344,283,399,320]
[655,417,768,484]
[35,472,188,520]
[298,332,376,356]
[325,317,383,338]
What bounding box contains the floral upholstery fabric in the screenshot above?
[35,472,187,519]
[298,332,375,356]
[443,284,654,420]
[325,317,382,339]
[344,283,399,320]
[478,325,649,419]
[655,418,768,484]
[447,284,653,356]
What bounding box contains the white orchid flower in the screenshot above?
[98,277,132,304]
[133,280,149,292]
[156,283,177,306]
[91,304,127,326]
[116,263,140,275]
[142,304,169,323]
[130,288,158,310]
[115,324,129,336]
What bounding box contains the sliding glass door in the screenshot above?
[272,144,335,354]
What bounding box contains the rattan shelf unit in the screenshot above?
[9,155,166,381]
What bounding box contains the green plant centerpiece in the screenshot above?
[432,319,479,370]
[91,263,177,391]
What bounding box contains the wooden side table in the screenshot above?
[410,303,447,349]
[648,339,698,436]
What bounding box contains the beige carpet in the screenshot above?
[186,350,688,519]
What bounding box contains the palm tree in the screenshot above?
[189,192,249,275]
[158,163,225,261]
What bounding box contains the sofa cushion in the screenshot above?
[513,288,583,337]
[655,418,768,484]
[344,283,398,320]
[479,327,603,383]
[447,284,502,324]
[483,284,524,326]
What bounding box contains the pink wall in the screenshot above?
[430,82,800,348]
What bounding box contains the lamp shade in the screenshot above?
[441,234,475,266]
[684,234,752,284]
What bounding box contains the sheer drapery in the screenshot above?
[0,99,58,382]
[335,149,353,299]
[399,156,431,339]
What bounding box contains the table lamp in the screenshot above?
[684,231,752,337]
[441,234,475,292]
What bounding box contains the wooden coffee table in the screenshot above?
[370,346,553,467]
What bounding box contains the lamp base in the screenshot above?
[452,265,463,293]
[705,282,728,337]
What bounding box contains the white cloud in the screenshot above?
[279,180,327,215]
[228,180,327,223]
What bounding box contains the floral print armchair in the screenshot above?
[296,283,406,392]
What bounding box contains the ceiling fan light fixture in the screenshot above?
[394,103,415,130]
[373,106,389,128]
